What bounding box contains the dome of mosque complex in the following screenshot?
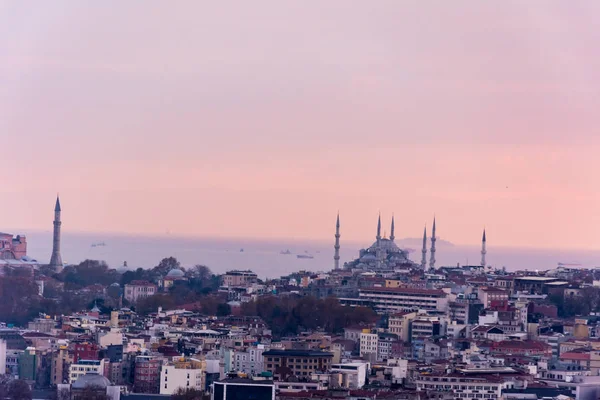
[342,215,416,271]
[166,268,185,278]
[72,373,111,390]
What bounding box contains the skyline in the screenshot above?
[2,2,600,249]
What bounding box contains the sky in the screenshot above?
[1,1,600,249]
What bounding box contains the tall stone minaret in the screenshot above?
[480,229,487,268]
[334,213,341,270]
[429,217,436,270]
[389,215,395,242]
[421,226,427,269]
[49,196,63,271]
[376,213,382,244]
[375,214,383,267]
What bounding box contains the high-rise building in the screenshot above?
[51,345,72,385]
[134,355,162,394]
[19,347,38,382]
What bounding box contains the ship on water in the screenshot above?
[296,252,314,259]
[91,242,107,248]
[280,249,292,255]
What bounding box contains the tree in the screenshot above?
[0,377,8,400]
[153,257,181,277]
[49,389,71,400]
[216,303,232,317]
[41,281,63,299]
[0,276,41,326]
[239,295,377,337]
[136,294,176,315]
[188,265,212,281]
[106,284,122,305]
[57,260,119,289]
[8,379,32,400]
[171,387,205,400]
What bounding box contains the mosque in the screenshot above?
[335,214,418,272]
[333,214,487,272]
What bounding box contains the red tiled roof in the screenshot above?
[493,340,549,350]
[560,352,591,361]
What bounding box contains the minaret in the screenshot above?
[376,214,383,267]
[49,196,63,271]
[421,226,427,269]
[429,217,436,270]
[334,213,341,270]
[390,215,395,242]
[376,213,382,244]
[481,229,487,267]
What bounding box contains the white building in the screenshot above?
[124,281,157,303]
[385,358,408,384]
[359,332,378,358]
[276,380,325,392]
[232,345,268,375]
[358,287,448,313]
[69,359,107,384]
[330,362,368,389]
[160,362,204,395]
[479,310,499,325]
[98,331,123,347]
[415,372,507,399]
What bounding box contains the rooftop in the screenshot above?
[514,276,559,282]
[217,378,274,385]
[262,349,333,357]
[360,287,446,296]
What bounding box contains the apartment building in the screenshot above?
[262,350,333,378]
[160,358,205,395]
[69,359,107,384]
[358,287,448,314]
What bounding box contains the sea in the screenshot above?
[13,230,600,279]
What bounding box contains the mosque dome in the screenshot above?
[368,238,400,252]
[166,268,185,278]
[72,373,111,390]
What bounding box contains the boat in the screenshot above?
[296,254,314,259]
[240,248,244,252]
[280,249,292,255]
[91,242,107,248]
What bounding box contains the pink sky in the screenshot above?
[2,1,600,249]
